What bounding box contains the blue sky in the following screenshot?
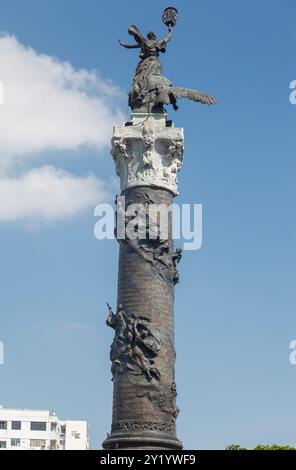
[0,0,295,449]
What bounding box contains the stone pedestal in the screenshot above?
[102,113,184,450]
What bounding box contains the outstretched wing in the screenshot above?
[170,87,217,105]
[128,24,145,45]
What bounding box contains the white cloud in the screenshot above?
[0,165,109,221]
[0,35,122,164]
[0,35,122,223]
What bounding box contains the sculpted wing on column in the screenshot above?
[157,86,217,111]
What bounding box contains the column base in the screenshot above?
[102,432,183,450]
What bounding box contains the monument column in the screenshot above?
[101,7,216,450]
[102,112,184,450]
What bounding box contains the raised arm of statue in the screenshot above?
[118,24,146,50]
[160,26,173,47]
[106,303,115,328]
[118,39,140,49]
[128,24,145,44]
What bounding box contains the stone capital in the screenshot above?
[111,113,184,196]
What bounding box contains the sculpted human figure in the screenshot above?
[131,317,160,381]
[106,305,161,381]
[172,248,182,284]
[119,24,217,113]
[106,304,129,374]
[119,25,173,60]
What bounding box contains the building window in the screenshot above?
[60,425,66,434]
[0,441,7,448]
[30,421,47,431]
[50,422,57,432]
[30,439,46,448]
[11,438,21,447]
[11,421,21,430]
[0,421,7,430]
[50,440,57,450]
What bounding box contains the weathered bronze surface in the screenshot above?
[119,16,217,113]
[102,8,216,450]
[103,187,182,450]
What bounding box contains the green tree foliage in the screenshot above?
[226,444,296,450]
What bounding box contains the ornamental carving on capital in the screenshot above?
[111,117,184,196]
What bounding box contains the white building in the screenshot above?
[59,420,89,450]
[0,407,89,450]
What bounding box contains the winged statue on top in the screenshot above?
[118,8,217,114]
